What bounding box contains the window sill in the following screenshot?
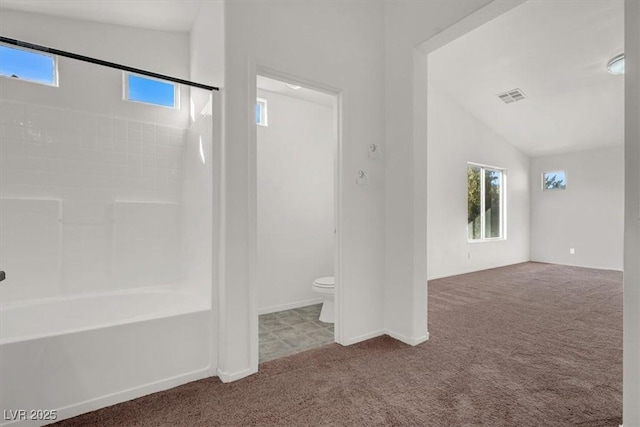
[467,238,506,244]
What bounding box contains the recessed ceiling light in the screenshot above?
[285,83,301,90]
[607,53,625,75]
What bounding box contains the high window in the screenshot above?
[542,170,566,191]
[467,164,506,241]
[256,98,268,126]
[0,44,57,86]
[124,72,177,108]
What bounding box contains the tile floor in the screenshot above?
[259,303,335,363]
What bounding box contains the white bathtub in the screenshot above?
[0,288,209,344]
[0,288,214,426]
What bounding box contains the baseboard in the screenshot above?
[384,329,430,346]
[338,329,429,347]
[529,260,623,272]
[216,366,257,383]
[258,298,323,315]
[0,368,212,427]
[427,260,531,281]
[339,329,385,346]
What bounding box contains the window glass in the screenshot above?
[256,98,268,126]
[256,102,262,124]
[126,73,176,108]
[543,171,566,191]
[468,164,505,241]
[484,169,502,238]
[0,45,56,86]
[467,165,482,240]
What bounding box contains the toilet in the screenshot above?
[312,276,334,323]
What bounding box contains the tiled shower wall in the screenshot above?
[0,99,188,303]
[181,104,213,294]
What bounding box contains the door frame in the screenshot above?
[247,61,344,371]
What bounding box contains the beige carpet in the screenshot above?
[55,262,622,426]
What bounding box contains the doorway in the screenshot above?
[421,0,625,423]
[253,74,340,364]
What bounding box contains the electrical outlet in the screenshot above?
[569,248,575,255]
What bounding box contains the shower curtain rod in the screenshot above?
[0,36,219,91]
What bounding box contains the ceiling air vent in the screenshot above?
[497,89,526,104]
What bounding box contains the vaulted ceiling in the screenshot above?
[0,0,202,32]
[429,0,624,157]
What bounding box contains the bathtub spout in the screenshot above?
[0,271,5,282]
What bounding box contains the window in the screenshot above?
[256,98,268,126]
[124,72,177,108]
[0,44,57,86]
[467,164,506,241]
[542,170,566,191]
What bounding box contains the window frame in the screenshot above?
[122,71,179,109]
[542,170,567,191]
[467,162,507,243]
[0,42,59,87]
[256,98,268,127]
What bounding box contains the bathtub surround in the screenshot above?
[53,263,622,426]
[0,89,215,427]
[256,88,334,314]
[0,94,213,300]
[0,99,189,302]
[0,10,216,425]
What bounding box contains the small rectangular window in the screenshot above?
[0,44,57,86]
[542,170,566,191]
[124,72,177,108]
[468,163,506,241]
[256,98,268,126]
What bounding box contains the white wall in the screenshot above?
[221,0,386,380]
[190,2,224,88]
[256,89,333,314]
[383,0,493,343]
[189,1,224,115]
[530,147,624,270]
[624,0,640,423]
[426,85,530,280]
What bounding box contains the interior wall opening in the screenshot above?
[425,0,624,280]
[255,75,338,364]
[423,0,624,421]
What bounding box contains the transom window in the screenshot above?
[124,72,177,108]
[467,163,506,241]
[0,44,57,86]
